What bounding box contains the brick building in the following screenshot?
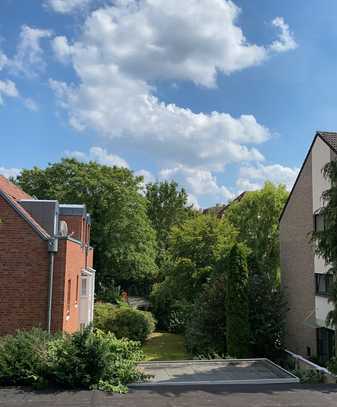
[0,175,95,335]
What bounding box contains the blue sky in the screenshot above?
[1,0,337,208]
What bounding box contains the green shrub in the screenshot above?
[0,327,145,392]
[328,357,337,373]
[168,301,193,334]
[94,302,116,331]
[0,328,50,388]
[293,368,324,384]
[94,303,156,343]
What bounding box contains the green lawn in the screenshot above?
[143,332,190,361]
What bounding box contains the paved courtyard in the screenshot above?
[136,359,299,385]
[1,384,337,407]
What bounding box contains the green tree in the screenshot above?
[146,181,192,264]
[225,182,288,356]
[312,161,337,331]
[226,243,250,358]
[225,182,288,281]
[150,215,236,329]
[16,159,158,294]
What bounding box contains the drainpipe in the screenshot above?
[47,251,55,334]
[47,238,58,334]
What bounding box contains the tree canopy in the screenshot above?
[16,159,158,294]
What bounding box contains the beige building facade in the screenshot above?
[280,132,337,363]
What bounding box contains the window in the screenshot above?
[75,276,79,304]
[315,273,333,296]
[81,278,87,296]
[314,213,325,232]
[317,328,335,363]
[66,279,71,315]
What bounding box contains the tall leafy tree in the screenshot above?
[225,243,250,358]
[150,214,236,329]
[146,181,192,263]
[225,182,288,356]
[312,161,337,330]
[225,182,288,281]
[16,159,158,294]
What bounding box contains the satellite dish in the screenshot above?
[59,220,68,237]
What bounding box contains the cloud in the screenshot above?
[65,146,129,168]
[159,165,234,203]
[0,80,19,105]
[236,163,299,191]
[52,36,73,62]
[0,51,8,71]
[49,0,294,171]
[45,0,91,14]
[270,17,297,53]
[135,169,155,185]
[23,98,39,111]
[49,1,297,206]
[0,167,21,179]
[9,25,52,77]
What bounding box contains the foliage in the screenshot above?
[327,356,337,374]
[143,332,189,361]
[225,244,250,358]
[293,368,324,384]
[0,327,145,392]
[146,181,193,263]
[248,258,287,358]
[94,303,156,344]
[0,328,51,388]
[98,282,122,304]
[94,302,117,331]
[185,275,227,356]
[167,301,193,334]
[225,182,288,281]
[312,161,337,327]
[225,183,288,356]
[150,215,236,329]
[16,159,158,294]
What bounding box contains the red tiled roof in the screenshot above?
[0,175,32,201]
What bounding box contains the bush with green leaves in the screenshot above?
[94,303,156,343]
[0,328,50,388]
[293,368,324,384]
[0,327,145,392]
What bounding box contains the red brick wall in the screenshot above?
[0,195,49,335]
[0,196,94,335]
[53,239,88,333]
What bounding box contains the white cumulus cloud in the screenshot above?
[11,25,52,76]
[270,17,297,53]
[45,0,91,14]
[0,80,20,105]
[0,167,21,179]
[159,165,234,203]
[49,0,294,171]
[237,163,299,191]
[65,146,129,168]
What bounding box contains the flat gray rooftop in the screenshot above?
[135,359,299,386]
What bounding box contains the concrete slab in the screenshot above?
[135,359,299,386]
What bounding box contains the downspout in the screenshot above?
[47,237,59,334]
[47,251,55,334]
